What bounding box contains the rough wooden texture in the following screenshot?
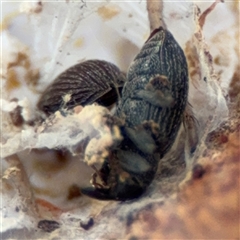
[124,105,239,239]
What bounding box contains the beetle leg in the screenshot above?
[91,172,105,189]
[124,124,157,155]
[182,103,199,155]
[141,120,171,155]
[134,75,175,108]
[89,163,109,188]
[81,162,113,200]
[116,149,152,173]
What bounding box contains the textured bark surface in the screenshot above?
[125,108,239,239]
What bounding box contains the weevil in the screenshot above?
[37,60,126,115]
[80,27,189,200]
[38,27,188,201]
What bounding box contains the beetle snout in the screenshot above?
[80,179,145,201]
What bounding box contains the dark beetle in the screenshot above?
[81,27,189,200]
[38,27,188,201]
[37,60,126,115]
